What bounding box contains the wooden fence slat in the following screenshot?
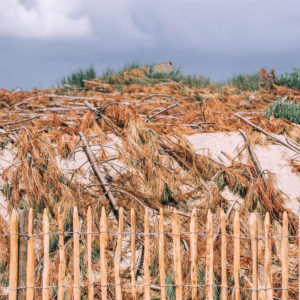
[144,207,151,300]
[264,212,273,300]
[130,208,137,300]
[42,209,49,300]
[57,208,65,300]
[18,209,29,300]
[282,212,288,300]
[250,213,258,300]
[206,210,213,300]
[221,209,227,300]
[100,207,108,300]
[173,209,182,300]
[73,207,80,300]
[26,208,34,300]
[9,209,18,300]
[299,213,300,300]
[234,211,240,300]
[87,207,94,300]
[159,208,166,300]
[115,207,123,300]
[190,208,198,300]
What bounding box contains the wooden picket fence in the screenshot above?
[5,206,297,300]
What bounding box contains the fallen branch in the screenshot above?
[79,131,119,213]
[145,103,179,122]
[238,129,267,187]
[234,113,300,153]
[1,115,43,126]
[83,101,122,137]
[141,94,173,101]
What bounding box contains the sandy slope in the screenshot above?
[186,132,300,212]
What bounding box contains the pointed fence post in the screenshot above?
[282,212,288,300]
[87,207,94,300]
[131,208,137,300]
[100,207,108,300]
[264,213,273,300]
[159,208,166,300]
[234,211,240,300]
[42,209,49,300]
[172,209,182,300]
[299,213,300,300]
[9,209,18,300]
[17,209,29,300]
[206,210,213,300]
[250,213,258,300]
[26,208,34,300]
[73,207,80,300]
[190,208,198,300]
[144,207,151,300]
[221,210,227,300]
[115,207,123,300]
[57,208,65,300]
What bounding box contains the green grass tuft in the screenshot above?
[227,73,261,91]
[265,98,300,124]
[58,66,97,88]
[275,68,300,89]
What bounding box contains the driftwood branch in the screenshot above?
[238,129,267,187]
[83,101,122,137]
[79,131,119,213]
[145,103,179,122]
[234,113,300,153]
[141,94,173,101]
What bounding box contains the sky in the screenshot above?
[0,0,300,89]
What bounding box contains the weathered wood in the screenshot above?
[115,207,123,300]
[100,207,108,300]
[234,113,299,153]
[26,208,34,300]
[190,208,198,300]
[173,209,182,300]
[42,209,49,300]
[130,208,137,300]
[9,209,18,300]
[145,103,179,122]
[79,131,119,213]
[250,213,258,300]
[264,213,273,300]
[17,209,29,300]
[159,208,166,300]
[57,208,65,300]
[87,207,94,300]
[144,207,151,300]
[234,211,240,300]
[73,207,80,300]
[282,212,288,300]
[221,210,227,300]
[206,210,213,300]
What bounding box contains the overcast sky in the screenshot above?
[0,0,300,89]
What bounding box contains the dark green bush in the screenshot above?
[265,98,300,124]
[59,66,97,88]
[275,68,300,89]
[227,73,261,91]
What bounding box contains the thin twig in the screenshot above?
[145,103,179,122]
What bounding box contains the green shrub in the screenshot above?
[59,66,97,88]
[228,73,261,91]
[275,68,300,89]
[265,98,300,124]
